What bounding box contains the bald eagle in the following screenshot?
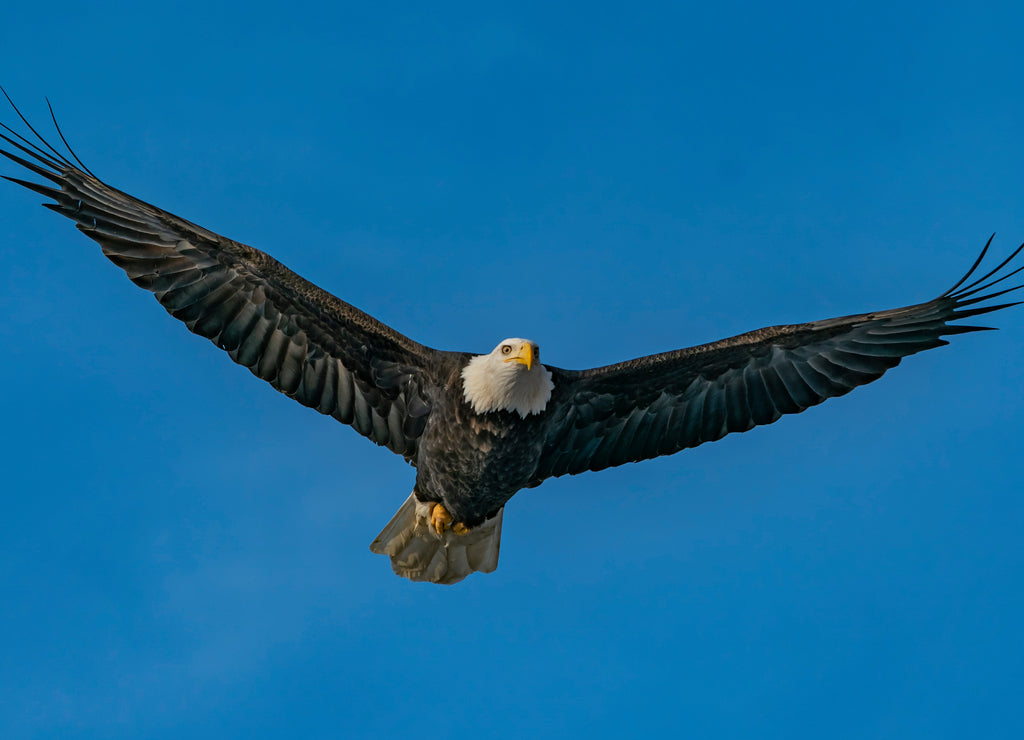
[2,99,1022,585]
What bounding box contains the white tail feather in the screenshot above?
[369,493,503,585]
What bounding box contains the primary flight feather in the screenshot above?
[2,96,1021,584]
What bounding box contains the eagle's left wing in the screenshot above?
[531,242,1023,483]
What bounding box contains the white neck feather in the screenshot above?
[461,353,554,418]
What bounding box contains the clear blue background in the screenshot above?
[2,2,1023,738]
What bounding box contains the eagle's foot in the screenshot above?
[429,503,453,535]
[428,503,470,536]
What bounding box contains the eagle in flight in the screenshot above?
[2,94,1021,584]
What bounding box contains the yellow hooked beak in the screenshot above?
[503,342,534,370]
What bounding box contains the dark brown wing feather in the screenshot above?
[532,238,1024,482]
[0,115,439,462]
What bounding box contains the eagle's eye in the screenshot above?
[501,345,512,355]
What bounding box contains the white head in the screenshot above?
[461,338,555,418]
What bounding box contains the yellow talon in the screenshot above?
[430,503,453,535]
[429,503,470,536]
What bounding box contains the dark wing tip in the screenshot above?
[0,89,98,188]
[942,233,995,296]
[45,96,97,178]
[944,237,1024,301]
[1,174,63,201]
[939,238,1024,333]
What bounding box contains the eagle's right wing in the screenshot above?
[1,105,437,462]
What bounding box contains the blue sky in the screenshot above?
[1,2,1023,737]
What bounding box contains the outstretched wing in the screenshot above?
[0,105,437,462]
[532,241,1023,482]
